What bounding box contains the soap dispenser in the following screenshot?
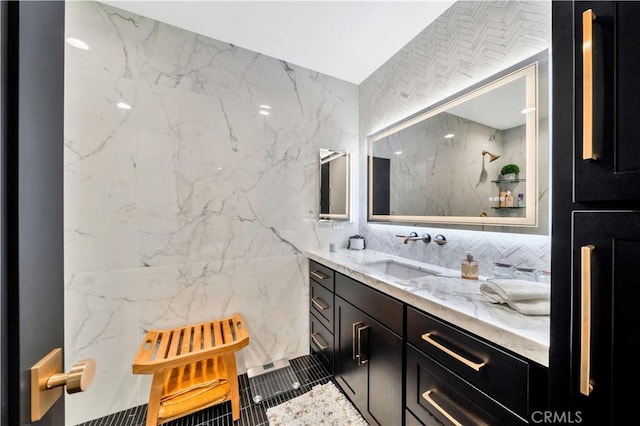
[461,252,479,280]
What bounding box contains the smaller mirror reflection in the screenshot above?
[320,149,350,220]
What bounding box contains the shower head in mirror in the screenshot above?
[482,150,501,162]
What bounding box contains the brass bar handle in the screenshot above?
[310,270,328,281]
[357,325,369,365]
[311,297,329,311]
[422,332,486,371]
[580,245,595,395]
[352,321,362,361]
[583,9,597,160]
[422,390,463,426]
[311,332,329,350]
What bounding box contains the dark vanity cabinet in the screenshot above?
[308,258,547,425]
[308,260,336,373]
[405,307,547,425]
[552,2,640,424]
[334,273,404,426]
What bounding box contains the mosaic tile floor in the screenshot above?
[77,355,335,426]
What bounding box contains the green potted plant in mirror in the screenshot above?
[499,163,520,181]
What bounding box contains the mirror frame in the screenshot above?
[319,149,350,221]
[367,59,541,228]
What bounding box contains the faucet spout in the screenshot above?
[396,232,431,244]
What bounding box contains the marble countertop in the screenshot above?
[306,248,550,367]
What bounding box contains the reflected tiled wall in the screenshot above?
[64,2,358,424]
[359,0,552,269]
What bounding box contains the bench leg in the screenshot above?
[146,372,165,426]
[222,353,241,421]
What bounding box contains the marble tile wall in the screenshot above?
[64,2,358,424]
[359,1,552,269]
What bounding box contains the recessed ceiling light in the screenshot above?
[66,38,90,50]
[394,150,403,155]
[259,110,270,116]
[216,166,223,170]
[444,133,455,139]
[116,102,132,110]
[521,107,536,114]
[259,104,272,109]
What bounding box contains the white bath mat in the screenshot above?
[266,381,368,426]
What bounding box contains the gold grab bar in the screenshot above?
[310,270,328,281]
[422,390,463,426]
[580,245,595,395]
[352,322,362,361]
[357,325,369,365]
[422,332,486,371]
[311,333,329,350]
[582,9,597,160]
[311,297,329,311]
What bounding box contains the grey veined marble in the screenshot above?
[64,1,358,424]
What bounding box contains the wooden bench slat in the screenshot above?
[213,321,223,347]
[193,324,202,352]
[167,329,181,359]
[221,318,233,344]
[203,321,212,349]
[180,326,192,356]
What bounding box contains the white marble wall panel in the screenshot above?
[64,269,145,426]
[64,1,358,423]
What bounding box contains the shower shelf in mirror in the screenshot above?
[491,179,526,183]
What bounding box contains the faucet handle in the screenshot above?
[434,234,447,245]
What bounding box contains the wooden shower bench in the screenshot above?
[132,313,250,426]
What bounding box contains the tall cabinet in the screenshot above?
[552,2,640,424]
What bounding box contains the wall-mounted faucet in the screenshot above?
[396,232,431,244]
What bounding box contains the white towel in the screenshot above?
[480,279,550,316]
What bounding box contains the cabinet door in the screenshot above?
[572,211,640,424]
[334,296,403,426]
[574,2,640,201]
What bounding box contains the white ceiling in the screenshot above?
[99,0,456,84]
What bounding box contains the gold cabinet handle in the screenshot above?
[352,321,363,361]
[311,332,329,350]
[580,245,595,395]
[422,390,463,426]
[422,332,486,371]
[310,270,328,281]
[311,297,329,311]
[582,9,598,160]
[357,325,369,365]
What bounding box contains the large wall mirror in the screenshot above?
[320,149,350,221]
[368,53,548,231]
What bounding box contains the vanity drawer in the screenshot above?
[310,280,334,329]
[407,345,526,426]
[407,306,529,417]
[335,272,403,336]
[309,260,335,291]
[310,314,334,373]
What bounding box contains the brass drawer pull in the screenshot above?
[352,322,363,361]
[422,390,463,426]
[311,297,329,311]
[580,245,595,395]
[422,332,486,371]
[311,333,329,350]
[357,325,369,365]
[310,270,328,281]
[582,9,599,160]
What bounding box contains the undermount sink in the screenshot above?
[365,260,438,280]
